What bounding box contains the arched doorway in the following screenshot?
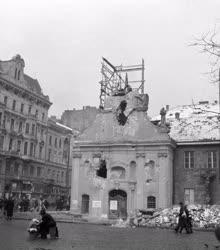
[109,190,127,219]
[81,194,89,214]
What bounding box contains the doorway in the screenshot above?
[81,194,90,214]
[109,189,127,219]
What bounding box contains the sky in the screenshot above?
[1,0,220,117]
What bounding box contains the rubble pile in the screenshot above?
[129,205,220,229]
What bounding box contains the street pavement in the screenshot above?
[0,219,219,250]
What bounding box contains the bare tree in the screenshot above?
[191,29,220,83]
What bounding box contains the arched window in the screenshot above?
[147,196,156,209]
[49,136,52,145]
[110,166,125,179]
[59,138,61,148]
[18,70,20,80]
[14,68,17,79]
[129,161,136,180]
[55,138,57,148]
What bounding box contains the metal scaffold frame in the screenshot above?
[99,57,145,108]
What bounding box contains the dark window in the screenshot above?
[96,159,107,178]
[9,138,13,151]
[48,149,51,161]
[20,103,24,113]
[49,136,52,146]
[0,136,4,150]
[0,112,2,125]
[39,145,43,159]
[14,68,17,79]
[31,124,35,136]
[147,196,156,209]
[23,165,28,176]
[25,123,29,134]
[41,128,44,137]
[24,142,28,155]
[6,161,10,175]
[59,139,62,148]
[35,110,38,118]
[10,119,14,131]
[14,163,19,176]
[28,105,32,114]
[17,140,21,152]
[208,151,217,168]
[55,138,57,148]
[184,151,194,169]
[30,166,34,176]
[18,121,22,133]
[30,142,34,156]
[18,70,20,80]
[3,115,6,128]
[4,96,8,106]
[12,100,16,111]
[37,167,41,177]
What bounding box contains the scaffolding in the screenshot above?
[99,57,145,108]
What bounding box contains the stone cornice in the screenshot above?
[74,140,176,148]
[0,77,52,108]
[176,140,220,146]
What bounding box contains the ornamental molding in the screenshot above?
[72,153,82,158]
[157,152,168,158]
[92,153,102,158]
[136,152,145,158]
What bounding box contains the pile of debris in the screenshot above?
[128,205,220,229]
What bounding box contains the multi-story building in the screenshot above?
[45,118,73,202]
[61,106,99,132]
[0,55,73,202]
[152,100,220,205]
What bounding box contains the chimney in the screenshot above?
[166,105,169,112]
[175,112,180,120]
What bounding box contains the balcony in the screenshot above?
[5,150,21,158]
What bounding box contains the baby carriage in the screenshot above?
[28,218,40,239]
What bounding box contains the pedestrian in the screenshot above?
[4,196,14,220]
[175,202,185,233]
[38,209,59,239]
[179,205,191,234]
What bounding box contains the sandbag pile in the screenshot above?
[129,205,220,229]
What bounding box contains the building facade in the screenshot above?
[61,106,99,132]
[45,118,73,202]
[0,55,72,202]
[70,91,175,219]
[153,101,220,205]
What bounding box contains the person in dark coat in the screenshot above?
[39,209,59,239]
[175,202,185,233]
[5,197,14,220]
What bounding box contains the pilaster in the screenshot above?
[136,152,145,209]
[70,153,82,212]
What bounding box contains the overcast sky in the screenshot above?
[1,0,220,117]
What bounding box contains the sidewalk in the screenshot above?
[1,211,216,232]
[4,210,113,225]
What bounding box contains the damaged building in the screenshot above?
[70,58,175,219]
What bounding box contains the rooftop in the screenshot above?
[152,101,220,142]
